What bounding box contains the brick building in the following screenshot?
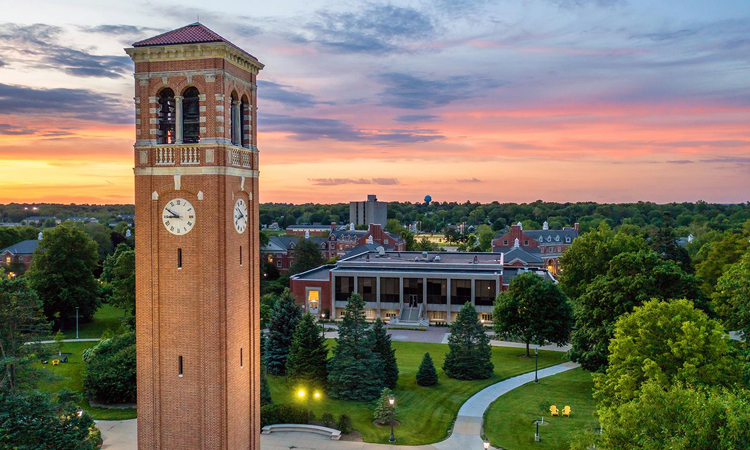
[290,250,553,325]
[0,237,40,275]
[491,221,579,274]
[126,23,262,450]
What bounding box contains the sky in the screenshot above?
[0,0,749,205]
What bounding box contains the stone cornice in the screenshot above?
[125,42,264,74]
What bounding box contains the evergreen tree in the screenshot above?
[327,293,384,401]
[650,212,691,271]
[373,387,397,426]
[264,289,302,376]
[260,369,272,406]
[443,303,494,380]
[372,318,398,389]
[286,313,328,390]
[289,237,325,275]
[416,352,438,386]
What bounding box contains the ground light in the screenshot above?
[389,396,396,443]
[484,439,490,449]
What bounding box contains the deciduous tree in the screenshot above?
[712,251,750,339]
[289,237,324,275]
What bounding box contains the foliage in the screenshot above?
[594,299,736,408]
[593,382,750,450]
[337,414,352,434]
[569,250,702,372]
[712,251,750,338]
[372,319,399,389]
[0,389,99,450]
[100,243,135,327]
[260,368,272,406]
[327,293,384,401]
[649,212,692,270]
[695,232,750,294]
[415,352,438,386]
[475,224,495,252]
[260,292,279,326]
[83,332,136,404]
[289,237,325,275]
[321,412,335,428]
[443,303,493,380]
[373,387,397,425]
[0,277,50,390]
[400,229,416,251]
[264,289,302,376]
[0,226,38,250]
[493,272,573,356]
[260,403,308,427]
[286,313,328,390]
[26,224,100,326]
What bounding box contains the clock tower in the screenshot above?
[125,23,263,450]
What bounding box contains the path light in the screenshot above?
[77,409,84,418]
[534,346,539,383]
[389,396,396,443]
[483,439,490,449]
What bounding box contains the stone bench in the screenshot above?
[261,424,342,440]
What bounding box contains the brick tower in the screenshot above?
[125,23,263,450]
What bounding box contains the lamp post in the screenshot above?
[298,389,321,424]
[534,346,539,383]
[75,307,80,339]
[389,396,395,443]
[483,439,490,449]
[535,419,540,442]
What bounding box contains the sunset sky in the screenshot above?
[1,0,749,204]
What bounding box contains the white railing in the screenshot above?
[155,147,174,165]
[180,147,200,164]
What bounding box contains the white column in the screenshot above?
[399,276,404,311]
[446,278,452,324]
[376,276,381,319]
[471,279,476,307]
[232,100,242,145]
[175,95,184,144]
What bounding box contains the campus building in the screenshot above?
[491,221,579,274]
[350,194,387,227]
[0,236,40,274]
[290,249,554,325]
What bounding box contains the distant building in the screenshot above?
[0,223,24,227]
[1,238,40,273]
[66,217,99,224]
[350,194,387,227]
[21,216,60,226]
[491,221,579,274]
[262,235,327,273]
[285,223,332,237]
[290,250,555,325]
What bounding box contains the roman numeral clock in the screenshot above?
[126,23,264,450]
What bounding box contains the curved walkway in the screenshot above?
[98,361,578,450]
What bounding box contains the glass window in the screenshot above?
[403,278,423,306]
[358,277,376,302]
[380,278,399,303]
[335,276,354,301]
[426,279,447,304]
[451,279,471,305]
[475,280,496,306]
[307,289,320,313]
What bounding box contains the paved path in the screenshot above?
[30,338,101,344]
[98,361,577,450]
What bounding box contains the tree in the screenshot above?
[327,293,384,401]
[591,382,750,450]
[264,289,302,376]
[372,319,399,389]
[569,250,702,372]
[26,224,100,327]
[650,212,692,271]
[697,233,750,295]
[712,250,750,339]
[289,237,324,275]
[83,332,137,404]
[373,387,397,426]
[443,303,494,380]
[260,369,272,406]
[101,243,135,327]
[385,219,403,235]
[558,223,648,299]
[493,272,573,357]
[400,229,416,251]
[286,313,328,390]
[0,277,50,390]
[475,224,494,252]
[416,352,438,386]
[595,299,736,407]
[0,389,99,450]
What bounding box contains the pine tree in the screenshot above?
[373,387,397,426]
[286,313,328,390]
[327,293,384,401]
[443,303,494,380]
[416,352,438,386]
[372,318,399,389]
[264,289,302,376]
[260,369,272,406]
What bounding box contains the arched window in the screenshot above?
[230,92,240,145]
[157,88,175,144]
[241,95,250,148]
[182,87,200,144]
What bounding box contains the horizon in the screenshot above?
[1,0,750,204]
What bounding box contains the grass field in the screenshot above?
[267,340,569,445]
[484,368,598,450]
[62,304,127,339]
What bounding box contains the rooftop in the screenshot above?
[1,239,39,255]
[132,22,259,62]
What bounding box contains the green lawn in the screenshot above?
[62,303,127,339]
[38,341,137,420]
[268,340,569,445]
[484,368,598,450]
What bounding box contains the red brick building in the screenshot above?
[491,221,579,274]
[127,23,262,450]
[0,238,40,275]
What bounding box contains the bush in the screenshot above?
[84,332,136,404]
[260,404,308,427]
[373,388,397,425]
[321,412,335,428]
[416,352,438,386]
[337,414,352,434]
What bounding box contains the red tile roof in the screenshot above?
[133,23,258,61]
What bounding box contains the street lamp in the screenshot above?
[388,396,395,443]
[298,389,321,423]
[535,419,540,442]
[483,439,490,449]
[75,307,80,339]
[534,346,539,383]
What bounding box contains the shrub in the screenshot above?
[260,404,308,427]
[321,412,335,428]
[416,352,438,386]
[84,332,136,404]
[337,414,352,434]
[373,388,397,425]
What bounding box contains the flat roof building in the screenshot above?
[350,194,387,227]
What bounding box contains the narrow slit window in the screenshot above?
[177,248,182,269]
[240,246,243,266]
[240,348,243,369]
[178,356,183,377]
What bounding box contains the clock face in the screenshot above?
[162,198,195,235]
[233,198,248,234]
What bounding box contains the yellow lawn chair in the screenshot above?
[562,406,571,417]
[550,405,559,416]
[52,359,60,366]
